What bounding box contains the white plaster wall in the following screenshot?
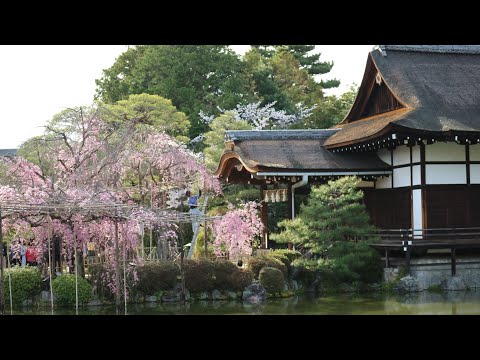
[412,146,420,163]
[425,142,465,161]
[471,164,480,184]
[357,180,374,188]
[412,165,421,186]
[393,167,411,187]
[412,189,423,237]
[375,176,392,189]
[470,144,480,161]
[377,148,391,165]
[426,164,466,184]
[393,146,411,166]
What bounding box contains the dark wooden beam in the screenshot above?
[466,144,471,185]
[260,184,268,249]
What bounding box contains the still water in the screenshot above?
[11,291,480,315]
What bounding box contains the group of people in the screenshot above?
[3,239,37,267]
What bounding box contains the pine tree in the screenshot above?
[272,176,382,283]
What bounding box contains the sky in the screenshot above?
[0,45,374,149]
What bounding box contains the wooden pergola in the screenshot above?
[0,201,221,315]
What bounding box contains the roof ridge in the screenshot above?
[378,45,480,55]
[225,129,340,142]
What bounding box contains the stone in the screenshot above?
[441,276,467,291]
[40,290,52,302]
[174,284,190,301]
[290,280,299,291]
[161,292,178,302]
[396,276,420,293]
[212,289,227,300]
[242,281,267,304]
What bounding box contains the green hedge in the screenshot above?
[183,259,254,293]
[248,255,288,279]
[230,269,254,291]
[259,267,285,293]
[266,249,302,274]
[3,266,42,306]
[52,274,92,306]
[135,261,180,295]
[183,259,216,293]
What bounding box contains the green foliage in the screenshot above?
[102,93,190,142]
[427,284,443,293]
[183,259,215,292]
[52,274,92,306]
[251,45,336,77]
[259,267,285,293]
[273,176,377,253]
[209,260,243,291]
[267,249,303,274]
[95,45,255,139]
[267,201,289,235]
[298,84,358,129]
[135,261,180,295]
[203,112,252,171]
[290,258,319,287]
[270,249,302,263]
[272,176,382,285]
[230,269,254,291]
[322,242,383,284]
[182,259,253,292]
[17,135,57,177]
[248,255,288,279]
[3,266,42,306]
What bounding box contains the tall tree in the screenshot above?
[251,45,340,87]
[292,84,358,129]
[203,112,251,172]
[95,45,255,139]
[102,93,191,143]
[271,177,382,284]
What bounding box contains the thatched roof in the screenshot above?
[215,130,390,177]
[325,45,480,148]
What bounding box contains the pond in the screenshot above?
[9,290,480,315]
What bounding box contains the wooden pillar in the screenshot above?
[287,183,293,250]
[114,212,121,313]
[420,142,427,235]
[287,184,292,220]
[260,184,268,249]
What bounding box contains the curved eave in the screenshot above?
[214,151,259,178]
[324,108,411,149]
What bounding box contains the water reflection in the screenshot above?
[10,290,480,315]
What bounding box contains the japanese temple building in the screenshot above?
[215,45,480,247]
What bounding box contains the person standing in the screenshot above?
[20,240,27,267]
[186,189,202,233]
[26,242,37,266]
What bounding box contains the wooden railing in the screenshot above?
[370,227,480,275]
